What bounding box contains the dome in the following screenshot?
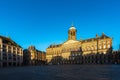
[69,26,76,30]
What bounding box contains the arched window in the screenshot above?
[103,45,106,49]
[71,32,72,36]
[108,44,110,48]
[95,46,97,50]
[91,46,94,50]
[103,52,106,54]
[99,46,102,49]
[73,32,75,35]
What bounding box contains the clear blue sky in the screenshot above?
[0,0,120,51]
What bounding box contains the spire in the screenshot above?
[71,22,74,27]
[69,22,76,30]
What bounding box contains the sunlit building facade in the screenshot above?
[46,25,112,64]
[23,46,46,65]
[0,36,23,67]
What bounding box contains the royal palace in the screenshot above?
[46,25,112,64]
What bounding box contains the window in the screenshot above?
[75,54,77,56]
[103,45,106,49]
[72,57,75,60]
[3,53,7,56]
[3,57,7,60]
[3,45,6,49]
[88,47,90,50]
[8,54,12,60]
[103,52,106,54]
[8,46,11,53]
[84,48,86,51]
[91,47,94,50]
[107,41,110,44]
[3,49,6,52]
[99,46,102,49]
[17,56,20,60]
[0,44,1,49]
[95,47,97,50]
[72,53,74,56]
[108,45,110,48]
[103,41,106,44]
[13,47,16,53]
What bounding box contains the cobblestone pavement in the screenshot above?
[0,65,120,80]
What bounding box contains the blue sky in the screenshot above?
[0,0,120,51]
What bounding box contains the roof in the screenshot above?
[69,26,76,30]
[0,35,22,48]
[47,44,62,48]
[47,33,111,48]
[99,33,110,39]
[63,40,79,45]
[82,33,111,43]
[36,50,46,53]
[69,23,76,30]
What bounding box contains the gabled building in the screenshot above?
[23,46,46,65]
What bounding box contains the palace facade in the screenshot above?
[0,36,23,67]
[46,25,112,63]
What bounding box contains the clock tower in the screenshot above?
[68,24,77,40]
